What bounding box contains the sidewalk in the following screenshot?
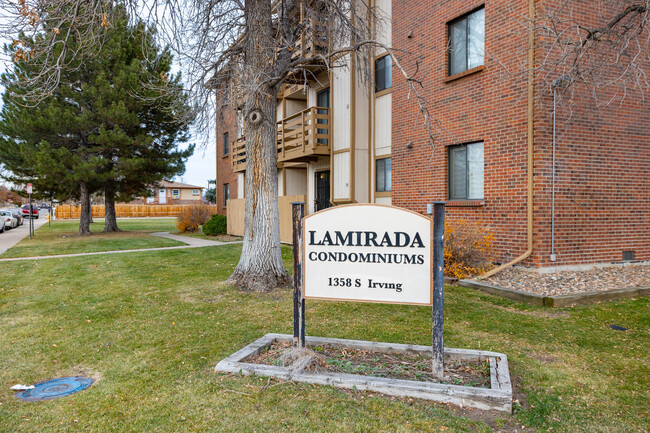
[149,232,231,247]
[0,231,240,262]
[0,214,49,255]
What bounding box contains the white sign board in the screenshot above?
[26,183,32,194]
[303,204,432,305]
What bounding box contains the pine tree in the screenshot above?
[0,5,193,234]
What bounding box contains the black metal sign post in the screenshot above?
[291,202,306,348]
[432,202,446,378]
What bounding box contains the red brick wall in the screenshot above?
[216,108,238,215]
[392,0,531,265]
[392,0,649,267]
[531,0,650,266]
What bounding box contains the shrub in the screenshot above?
[444,219,494,279]
[202,214,227,236]
[176,205,214,233]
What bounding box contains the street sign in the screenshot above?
[26,183,32,194]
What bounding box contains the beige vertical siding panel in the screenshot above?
[355,74,370,203]
[376,0,392,50]
[375,93,392,156]
[333,57,351,152]
[333,152,351,199]
[237,173,245,198]
[375,196,392,206]
[285,168,308,196]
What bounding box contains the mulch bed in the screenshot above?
[244,341,490,388]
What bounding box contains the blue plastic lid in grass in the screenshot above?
[15,376,94,402]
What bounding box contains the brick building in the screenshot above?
[216,0,649,269]
[215,109,239,215]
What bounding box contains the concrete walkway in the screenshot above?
[0,212,49,255]
[0,231,239,262]
[149,232,231,247]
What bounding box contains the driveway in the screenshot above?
[0,211,49,255]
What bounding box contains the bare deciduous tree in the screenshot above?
[536,0,649,104]
[0,1,386,291]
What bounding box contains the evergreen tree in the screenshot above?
[0,5,193,234]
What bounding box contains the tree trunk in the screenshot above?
[104,187,120,232]
[227,0,289,292]
[79,182,92,236]
[87,195,94,224]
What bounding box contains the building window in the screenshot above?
[223,132,229,156]
[172,189,180,199]
[448,142,484,200]
[375,55,392,92]
[223,184,230,206]
[376,157,392,192]
[448,7,485,76]
[192,189,200,196]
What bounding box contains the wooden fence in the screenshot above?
[227,195,307,243]
[56,204,218,219]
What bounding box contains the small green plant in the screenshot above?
[202,214,227,236]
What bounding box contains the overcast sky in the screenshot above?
[178,141,216,189]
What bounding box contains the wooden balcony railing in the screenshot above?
[277,106,330,162]
[292,17,328,61]
[231,106,331,171]
[231,137,246,173]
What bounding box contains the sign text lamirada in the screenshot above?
[303,204,432,305]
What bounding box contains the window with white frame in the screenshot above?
[448,7,485,76]
[448,142,484,200]
[172,189,180,199]
[224,184,230,206]
[192,189,200,196]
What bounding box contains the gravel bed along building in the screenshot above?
[483,263,650,297]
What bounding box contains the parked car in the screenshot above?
[0,210,18,229]
[21,204,39,219]
[2,208,24,226]
[0,217,5,233]
[39,203,50,210]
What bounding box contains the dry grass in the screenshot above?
[0,244,647,432]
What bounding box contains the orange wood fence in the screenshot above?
[56,204,218,219]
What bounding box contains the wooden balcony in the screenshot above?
[231,106,331,171]
[292,17,328,61]
[231,137,246,173]
[277,106,330,163]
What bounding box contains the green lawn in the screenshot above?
[0,245,647,432]
[0,219,184,258]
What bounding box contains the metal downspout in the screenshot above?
[480,0,535,279]
[551,86,556,261]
